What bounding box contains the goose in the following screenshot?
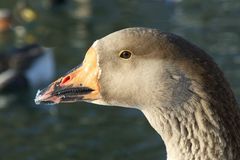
[0,44,54,92]
[35,27,240,160]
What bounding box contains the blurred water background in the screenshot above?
[0,0,240,160]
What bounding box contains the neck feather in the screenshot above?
[142,91,240,160]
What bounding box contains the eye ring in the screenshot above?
[119,50,132,59]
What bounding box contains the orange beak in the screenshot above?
[35,47,101,105]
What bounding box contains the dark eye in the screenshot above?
[119,50,132,59]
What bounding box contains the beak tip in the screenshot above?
[34,90,43,105]
[34,89,61,105]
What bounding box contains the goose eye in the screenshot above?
[119,50,132,59]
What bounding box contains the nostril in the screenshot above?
[61,76,71,85]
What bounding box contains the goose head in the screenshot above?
[35,28,197,107]
[35,28,240,160]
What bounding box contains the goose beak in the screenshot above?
[34,47,101,105]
